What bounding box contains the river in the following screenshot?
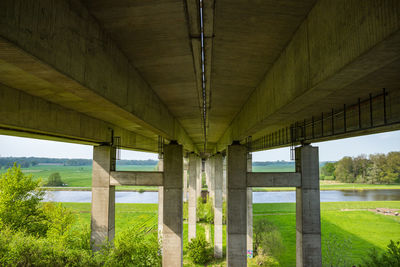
[43,189,400,203]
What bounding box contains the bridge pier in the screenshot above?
[158,158,164,240]
[227,142,247,266]
[247,152,253,259]
[91,145,115,250]
[188,153,198,241]
[296,145,322,267]
[214,153,223,258]
[162,142,183,266]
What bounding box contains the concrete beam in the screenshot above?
[109,171,163,186]
[0,83,158,152]
[247,172,302,187]
[0,0,197,152]
[216,1,400,151]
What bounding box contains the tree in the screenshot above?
[321,162,336,179]
[335,157,355,183]
[46,172,64,186]
[368,154,386,184]
[0,164,47,235]
[353,155,370,183]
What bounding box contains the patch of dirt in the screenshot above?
[369,208,400,216]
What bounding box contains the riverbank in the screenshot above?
[62,201,400,267]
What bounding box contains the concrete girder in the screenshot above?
[0,83,158,151]
[216,0,400,152]
[0,0,197,153]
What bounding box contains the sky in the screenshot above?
[0,130,399,162]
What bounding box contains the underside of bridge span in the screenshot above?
[1,0,400,266]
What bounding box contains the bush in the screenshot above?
[361,240,400,267]
[197,196,214,223]
[254,219,284,258]
[186,235,213,264]
[254,254,280,267]
[0,164,47,235]
[46,172,64,186]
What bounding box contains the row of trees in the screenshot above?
[321,152,400,184]
[0,157,158,169]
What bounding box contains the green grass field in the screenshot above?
[62,201,400,267]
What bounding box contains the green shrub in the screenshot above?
[186,235,213,264]
[196,196,214,223]
[361,240,400,267]
[46,172,64,186]
[254,254,280,267]
[102,220,161,267]
[0,164,47,235]
[254,218,284,258]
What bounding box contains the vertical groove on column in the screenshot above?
[295,145,322,267]
[227,143,247,266]
[162,143,183,267]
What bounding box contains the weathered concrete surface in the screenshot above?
[216,1,400,151]
[0,83,158,151]
[296,145,321,267]
[183,157,188,202]
[196,157,202,199]
[109,171,163,186]
[247,172,301,187]
[157,159,164,241]
[0,0,197,152]
[162,143,183,266]
[188,153,198,241]
[227,143,247,266]
[214,153,223,258]
[247,153,253,259]
[91,145,115,250]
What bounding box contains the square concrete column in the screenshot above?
[188,153,198,241]
[223,157,227,200]
[196,157,202,200]
[227,142,247,266]
[91,145,115,250]
[214,153,223,258]
[158,158,164,239]
[162,142,183,266]
[183,158,188,202]
[247,153,253,259]
[295,145,322,267]
[210,156,215,202]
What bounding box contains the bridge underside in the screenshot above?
[1,0,400,266]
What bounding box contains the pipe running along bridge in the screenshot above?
[1,0,400,266]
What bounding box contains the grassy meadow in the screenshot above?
[63,201,400,267]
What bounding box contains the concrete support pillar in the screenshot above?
[91,145,115,250]
[296,145,322,267]
[162,142,183,266]
[247,153,253,259]
[188,153,198,241]
[223,157,227,200]
[196,157,202,200]
[227,142,247,266]
[205,159,210,193]
[183,158,188,202]
[214,153,223,258]
[158,159,164,239]
[210,156,215,201]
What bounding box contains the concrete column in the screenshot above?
[210,156,215,202]
[296,145,322,267]
[91,145,115,250]
[183,158,188,202]
[214,153,223,258]
[223,156,227,200]
[227,142,247,266]
[188,153,198,241]
[247,153,253,259]
[196,157,202,200]
[158,159,164,239]
[162,142,183,266]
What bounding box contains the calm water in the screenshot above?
[44,189,400,203]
